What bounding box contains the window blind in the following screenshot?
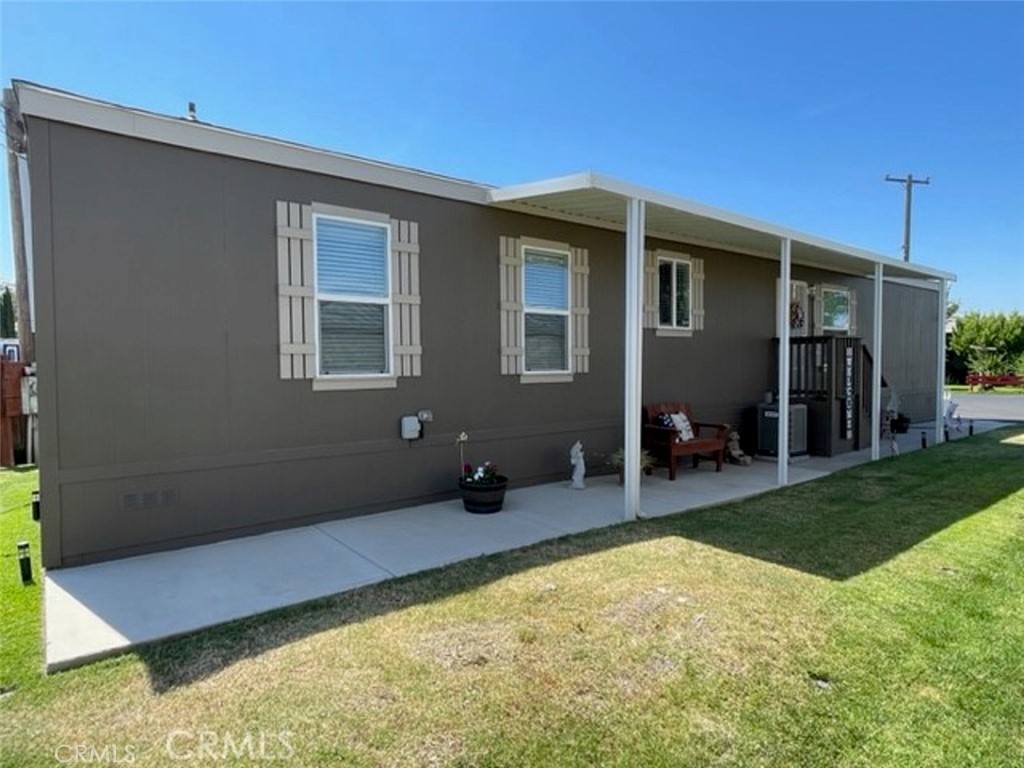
[319,302,387,374]
[524,313,568,372]
[316,218,388,297]
[524,249,569,310]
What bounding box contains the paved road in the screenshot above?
[948,393,1024,422]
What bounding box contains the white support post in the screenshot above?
[934,279,947,444]
[777,238,791,486]
[623,197,646,521]
[871,262,884,461]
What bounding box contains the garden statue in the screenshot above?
[570,440,586,489]
[726,430,752,466]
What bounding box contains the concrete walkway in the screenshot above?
[44,419,1012,671]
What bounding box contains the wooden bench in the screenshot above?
[642,402,728,481]
[965,373,1023,390]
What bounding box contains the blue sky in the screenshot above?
[1,2,1021,312]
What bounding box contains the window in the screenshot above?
[643,249,704,334]
[658,256,692,330]
[523,246,570,373]
[821,286,851,332]
[277,201,420,387]
[498,235,589,381]
[314,214,391,376]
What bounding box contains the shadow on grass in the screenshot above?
[2,465,38,474]
[670,427,1024,581]
[136,428,1024,693]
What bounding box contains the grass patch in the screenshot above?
[1,430,1022,767]
[0,467,42,694]
[946,384,1024,394]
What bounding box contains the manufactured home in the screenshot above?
[9,82,954,569]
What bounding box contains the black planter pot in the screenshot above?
[458,476,508,514]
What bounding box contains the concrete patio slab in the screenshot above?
[43,418,1014,672]
[315,498,577,578]
[45,525,390,671]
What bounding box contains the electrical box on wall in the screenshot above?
[400,415,422,440]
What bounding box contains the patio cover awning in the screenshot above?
[490,171,955,521]
[489,172,955,283]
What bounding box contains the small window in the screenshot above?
[523,246,570,373]
[658,257,691,330]
[821,286,851,332]
[314,215,391,376]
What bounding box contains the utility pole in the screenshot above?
[885,173,930,262]
[3,88,33,362]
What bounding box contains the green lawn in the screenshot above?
[946,384,1024,394]
[1,429,1023,767]
[0,467,42,695]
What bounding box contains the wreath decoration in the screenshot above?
[790,300,806,330]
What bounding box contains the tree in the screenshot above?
[949,311,1024,379]
[0,287,15,338]
[1013,349,1024,376]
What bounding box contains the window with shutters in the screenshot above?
[658,255,692,330]
[523,246,571,374]
[277,200,421,390]
[500,236,589,382]
[314,213,392,376]
[645,249,704,336]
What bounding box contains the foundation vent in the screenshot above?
[121,488,180,512]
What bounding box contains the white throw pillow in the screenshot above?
[670,412,695,442]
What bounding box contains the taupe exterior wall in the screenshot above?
[880,282,941,418]
[29,118,939,568]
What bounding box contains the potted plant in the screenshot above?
[456,432,508,514]
[891,412,911,434]
[611,448,656,485]
[885,392,910,434]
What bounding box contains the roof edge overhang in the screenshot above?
[489,172,956,283]
[12,80,493,205]
[11,81,955,285]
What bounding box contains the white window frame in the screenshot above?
[657,254,692,331]
[521,243,572,376]
[312,211,394,382]
[821,284,852,333]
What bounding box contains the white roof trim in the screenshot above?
[13,81,491,205]
[12,82,955,284]
[884,276,943,292]
[490,172,956,283]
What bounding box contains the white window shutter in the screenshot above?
[848,289,858,336]
[499,236,523,374]
[811,286,823,336]
[775,277,784,335]
[692,256,706,331]
[643,249,658,328]
[391,219,422,377]
[571,247,590,374]
[793,281,809,337]
[783,280,810,337]
[277,201,314,379]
